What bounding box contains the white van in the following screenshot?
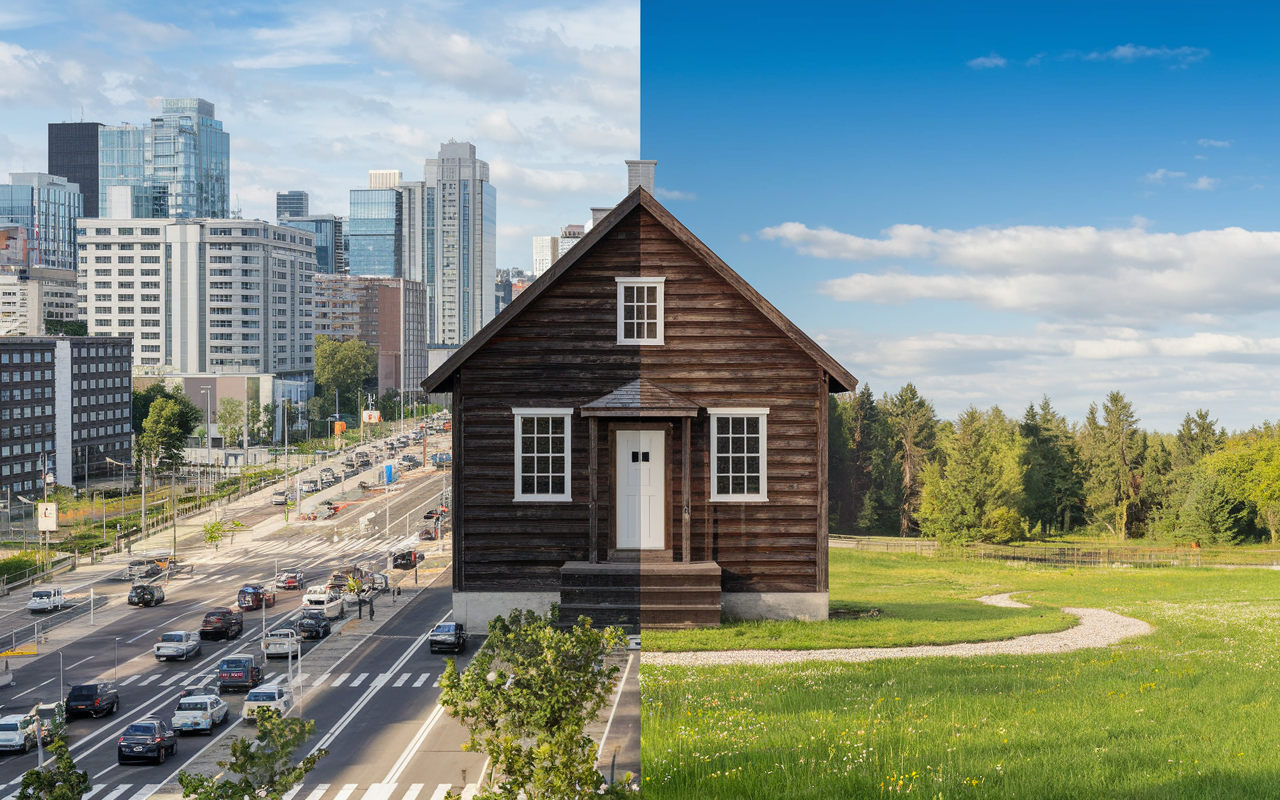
[27,588,64,613]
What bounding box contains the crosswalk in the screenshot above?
[6,782,481,800]
[112,670,438,691]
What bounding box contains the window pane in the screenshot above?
[537,456,550,472]
[635,304,646,322]
[746,456,759,474]
[536,476,550,493]
[732,456,745,473]
[745,437,759,454]
[522,417,534,434]
[551,417,564,435]
[521,476,535,494]
[646,286,656,302]
[731,437,744,454]
[731,417,744,434]
[522,436,535,454]
[731,476,745,493]
[536,417,549,434]
[746,417,759,435]
[624,322,635,339]
[624,286,634,303]
[716,417,729,435]
[550,437,564,454]
[551,476,565,494]
[623,305,635,321]
[522,456,535,473]
[746,476,760,494]
[647,322,657,338]
[550,456,564,473]
[717,476,731,494]
[717,456,731,474]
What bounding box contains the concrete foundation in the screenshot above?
[452,590,560,631]
[721,591,829,622]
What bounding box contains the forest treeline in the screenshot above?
[829,385,1280,545]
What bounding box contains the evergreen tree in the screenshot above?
[1081,392,1146,539]
[1174,409,1225,468]
[882,384,938,536]
[1020,397,1085,536]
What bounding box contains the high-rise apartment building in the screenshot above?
[423,141,495,345]
[531,235,559,277]
[559,224,585,259]
[77,219,315,384]
[0,173,83,271]
[276,191,309,220]
[97,98,229,220]
[48,122,104,217]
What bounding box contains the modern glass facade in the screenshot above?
[0,174,83,270]
[98,126,146,217]
[277,191,309,219]
[424,141,495,346]
[281,215,338,274]
[48,123,103,217]
[347,189,401,278]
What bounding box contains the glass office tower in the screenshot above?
[347,189,402,277]
[0,173,83,270]
[280,214,341,274]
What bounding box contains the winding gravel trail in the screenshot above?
[642,594,1153,667]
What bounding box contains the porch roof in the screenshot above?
[579,378,701,418]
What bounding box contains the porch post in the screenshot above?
[588,415,598,564]
[682,416,691,562]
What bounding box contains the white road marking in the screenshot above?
[460,787,478,800]
[393,672,410,687]
[160,672,189,687]
[12,677,56,698]
[363,784,397,800]
[400,786,423,800]
[125,628,156,644]
[281,786,303,800]
[311,673,330,688]
[193,674,214,687]
[91,765,117,780]
[98,785,133,800]
[428,788,451,800]
[119,675,141,685]
[124,784,162,800]
[412,673,430,688]
[330,673,350,687]
[383,703,448,784]
[82,785,106,800]
[349,672,368,687]
[300,785,329,800]
[139,675,161,686]
[431,676,440,688]
[295,672,310,685]
[333,784,358,800]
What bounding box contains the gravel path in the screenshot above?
[642,599,1153,667]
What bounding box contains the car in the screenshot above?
[178,684,221,700]
[66,683,120,718]
[343,468,359,480]
[271,491,288,505]
[275,569,305,590]
[301,479,319,494]
[296,608,332,640]
[128,583,166,607]
[418,527,439,542]
[34,701,66,743]
[27,588,65,612]
[392,550,420,569]
[199,607,244,641]
[0,713,38,753]
[154,631,202,661]
[302,586,345,620]
[428,622,467,654]
[242,686,292,722]
[117,718,177,764]
[127,559,163,580]
[171,695,229,735]
[261,628,301,659]
[217,653,263,691]
[237,584,276,611]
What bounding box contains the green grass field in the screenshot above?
[641,552,1280,798]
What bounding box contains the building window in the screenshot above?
[709,408,769,502]
[615,278,665,345]
[512,408,571,502]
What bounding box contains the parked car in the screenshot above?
[117,717,177,764]
[428,622,467,654]
[216,653,263,691]
[302,586,345,620]
[34,701,66,743]
[178,684,221,700]
[128,583,166,607]
[242,686,292,722]
[261,628,301,659]
[392,550,420,569]
[237,584,276,611]
[154,631,202,661]
[271,491,288,506]
[171,695,229,735]
[0,713,38,753]
[275,569,305,590]
[319,468,337,487]
[199,608,244,641]
[418,527,439,542]
[27,588,64,612]
[301,479,319,494]
[65,683,120,718]
[296,608,332,639]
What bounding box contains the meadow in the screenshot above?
[640,551,1280,798]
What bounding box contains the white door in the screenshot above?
[616,430,665,550]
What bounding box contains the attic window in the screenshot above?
[616,277,665,345]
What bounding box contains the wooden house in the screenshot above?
[421,188,857,631]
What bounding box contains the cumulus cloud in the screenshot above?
[761,220,1280,324]
[1187,176,1218,190]
[490,160,623,195]
[369,19,524,97]
[1197,138,1231,148]
[655,187,696,201]
[1081,43,1210,66]
[967,52,1007,69]
[1143,168,1186,184]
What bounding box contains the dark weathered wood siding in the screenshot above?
[455,207,827,595]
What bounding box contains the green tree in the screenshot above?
[379,388,401,422]
[17,740,89,800]
[260,402,278,443]
[43,318,87,337]
[314,336,376,415]
[1245,438,1280,543]
[179,708,326,800]
[439,610,628,800]
[216,397,245,450]
[134,384,202,440]
[882,384,938,536]
[1081,392,1146,539]
[1020,397,1086,536]
[1174,409,1225,469]
[1177,470,1247,544]
[139,397,189,475]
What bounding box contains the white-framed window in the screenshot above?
[709,408,769,502]
[512,407,572,502]
[615,277,665,345]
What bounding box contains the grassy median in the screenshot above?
[641,552,1280,798]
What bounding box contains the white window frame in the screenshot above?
[709,407,769,503]
[512,407,573,502]
[615,277,665,345]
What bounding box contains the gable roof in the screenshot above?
[580,378,701,418]
[421,187,858,394]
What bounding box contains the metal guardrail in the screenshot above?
[2,555,77,594]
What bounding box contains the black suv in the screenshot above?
[296,609,331,640]
[117,717,177,764]
[428,622,467,654]
[199,607,244,641]
[127,584,166,607]
[66,683,120,718]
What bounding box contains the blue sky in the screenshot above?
[642,2,1280,430]
[0,0,638,270]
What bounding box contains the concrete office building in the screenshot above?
[276,191,309,220]
[0,173,83,271]
[559,224,585,259]
[0,336,133,490]
[0,267,79,336]
[531,235,559,277]
[77,219,315,391]
[313,274,427,396]
[48,122,104,217]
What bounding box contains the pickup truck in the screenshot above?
[262,628,302,659]
[301,586,345,619]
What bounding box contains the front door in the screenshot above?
[616,430,665,549]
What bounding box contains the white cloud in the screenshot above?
[490,159,623,195]
[470,109,525,145]
[1143,168,1185,184]
[1082,43,1209,66]
[654,187,696,201]
[1197,138,1231,148]
[1187,176,1218,190]
[966,53,1007,69]
[368,19,524,97]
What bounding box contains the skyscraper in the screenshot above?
[48,122,104,217]
[347,172,403,278]
[280,214,343,274]
[0,173,83,270]
[97,98,229,219]
[276,191,309,220]
[423,141,495,345]
[532,235,559,277]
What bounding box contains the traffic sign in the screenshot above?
[37,503,57,532]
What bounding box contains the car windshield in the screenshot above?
[176,701,208,711]
[0,723,18,732]
[220,660,251,671]
[32,591,50,598]
[67,686,96,699]
[246,691,278,701]
[124,724,156,736]
[433,624,457,633]
[160,633,185,642]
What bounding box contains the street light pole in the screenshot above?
[113,637,120,681]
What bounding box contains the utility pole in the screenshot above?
[170,469,178,557]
